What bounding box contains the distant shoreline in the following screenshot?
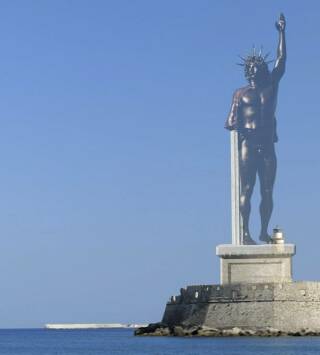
[44,323,147,330]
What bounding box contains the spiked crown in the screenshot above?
[237,47,274,80]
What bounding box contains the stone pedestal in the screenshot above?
[143,232,320,335]
[216,244,296,284]
[158,242,320,335]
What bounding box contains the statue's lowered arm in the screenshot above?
[225,90,241,131]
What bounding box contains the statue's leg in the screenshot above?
[258,144,277,243]
[239,138,258,245]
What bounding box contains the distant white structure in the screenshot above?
[45,323,147,330]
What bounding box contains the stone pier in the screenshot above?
[136,241,320,336]
[161,281,320,333]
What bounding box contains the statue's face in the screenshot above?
[247,63,259,79]
[245,61,269,84]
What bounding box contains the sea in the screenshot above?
[0,328,320,354]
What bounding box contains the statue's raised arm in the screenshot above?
[272,13,286,82]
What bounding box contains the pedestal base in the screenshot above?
[216,244,296,284]
[162,282,320,333]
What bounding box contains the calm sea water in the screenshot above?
[0,328,320,355]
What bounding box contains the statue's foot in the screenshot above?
[259,233,272,244]
[243,233,257,245]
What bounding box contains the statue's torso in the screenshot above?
[238,84,277,140]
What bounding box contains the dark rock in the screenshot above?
[134,322,170,336]
[135,323,320,337]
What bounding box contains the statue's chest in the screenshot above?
[241,87,273,107]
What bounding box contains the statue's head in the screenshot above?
[238,48,272,85]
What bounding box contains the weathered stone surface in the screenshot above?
[196,326,220,336]
[160,282,320,333]
[217,244,295,284]
[216,244,296,256]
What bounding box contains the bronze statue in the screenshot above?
[225,14,286,245]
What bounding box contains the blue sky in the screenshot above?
[0,0,319,327]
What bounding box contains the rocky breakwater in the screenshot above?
[134,323,320,337]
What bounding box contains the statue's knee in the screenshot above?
[240,184,252,201]
[242,184,252,194]
[261,188,273,200]
[240,194,248,208]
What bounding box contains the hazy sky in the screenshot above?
[0,0,319,328]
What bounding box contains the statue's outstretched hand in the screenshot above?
[275,13,286,32]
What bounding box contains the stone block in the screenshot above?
[216,244,295,284]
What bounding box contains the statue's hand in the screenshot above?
[275,13,286,32]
